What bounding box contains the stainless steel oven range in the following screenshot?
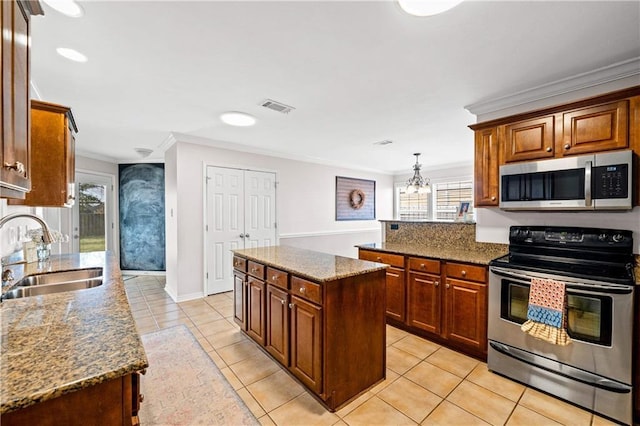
[488,226,636,425]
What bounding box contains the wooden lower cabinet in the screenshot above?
[233,270,247,330]
[266,284,289,365]
[358,249,406,321]
[247,276,266,345]
[444,278,487,352]
[289,295,322,393]
[233,254,386,411]
[360,249,489,359]
[2,373,142,426]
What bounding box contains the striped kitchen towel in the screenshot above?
[521,277,572,346]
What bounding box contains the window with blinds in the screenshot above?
[397,188,429,220]
[434,180,473,221]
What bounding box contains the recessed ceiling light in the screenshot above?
[220,112,256,127]
[56,47,88,63]
[42,0,84,18]
[397,0,464,17]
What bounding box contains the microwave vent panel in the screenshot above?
[260,99,295,114]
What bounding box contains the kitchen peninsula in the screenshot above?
[0,252,148,425]
[232,245,387,411]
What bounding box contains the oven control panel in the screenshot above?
[509,226,633,249]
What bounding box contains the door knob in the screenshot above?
[4,161,25,175]
[245,234,250,239]
[239,233,245,238]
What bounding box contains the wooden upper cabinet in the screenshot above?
[474,127,499,206]
[9,100,78,207]
[502,115,555,162]
[1,1,43,198]
[560,100,629,156]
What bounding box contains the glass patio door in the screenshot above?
[72,172,115,253]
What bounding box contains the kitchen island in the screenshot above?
[232,245,387,411]
[0,251,148,425]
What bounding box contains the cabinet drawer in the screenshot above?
[359,250,404,268]
[446,262,486,283]
[266,267,289,289]
[408,257,440,274]
[248,261,265,279]
[291,276,322,305]
[233,256,247,272]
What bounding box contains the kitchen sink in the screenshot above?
[1,268,103,300]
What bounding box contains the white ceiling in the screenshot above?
[30,1,640,174]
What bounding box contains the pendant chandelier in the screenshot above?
[405,153,431,194]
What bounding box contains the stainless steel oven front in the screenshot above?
[488,266,634,425]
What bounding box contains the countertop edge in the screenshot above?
[356,243,506,266]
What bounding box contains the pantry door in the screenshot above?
[205,166,277,295]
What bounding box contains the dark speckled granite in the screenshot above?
[0,251,148,414]
[233,245,387,282]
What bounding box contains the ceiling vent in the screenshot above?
[260,99,295,114]
[374,140,393,146]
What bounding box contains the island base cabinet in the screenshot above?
[290,295,322,394]
[1,373,140,426]
[247,276,266,345]
[266,284,289,365]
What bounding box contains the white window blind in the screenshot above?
[397,188,429,220]
[434,180,473,221]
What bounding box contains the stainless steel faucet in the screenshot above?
[0,213,55,287]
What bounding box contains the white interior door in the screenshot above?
[205,166,277,295]
[244,170,277,249]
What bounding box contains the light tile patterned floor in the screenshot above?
[125,275,617,426]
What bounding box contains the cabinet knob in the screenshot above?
[434,281,439,287]
[376,257,382,261]
[281,299,285,305]
[446,282,450,289]
[420,263,425,269]
[251,268,257,273]
[288,303,294,309]
[299,287,306,293]
[564,143,571,150]
[461,270,466,277]
[491,196,496,201]
[4,161,25,175]
[272,275,277,281]
[546,147,552,152]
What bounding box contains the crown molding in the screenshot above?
[464,57,640,117]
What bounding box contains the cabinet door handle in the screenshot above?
[4,161,25,175]
[564,143,571,150]
[546,147,552,152]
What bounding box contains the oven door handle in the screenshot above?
[490,266,633,294]
[489,342,632,394]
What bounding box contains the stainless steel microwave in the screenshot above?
[499,149,633,210]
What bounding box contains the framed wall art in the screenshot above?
[335,176,376,221]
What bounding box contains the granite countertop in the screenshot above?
[233,245,388,282]
[356,242,508,266]
[0,251,148,414]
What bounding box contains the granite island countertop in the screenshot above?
[233,245,388,282]
[356,242,508,265]
[0,251,148,414]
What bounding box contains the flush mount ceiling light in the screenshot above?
[134,148,153,158]
[56,47,88,63]
[397,0,464,17]
[220,111,256,127]
[42,0,84,17]
[405,153,431,194]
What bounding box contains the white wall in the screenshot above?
[165,139,394,302]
